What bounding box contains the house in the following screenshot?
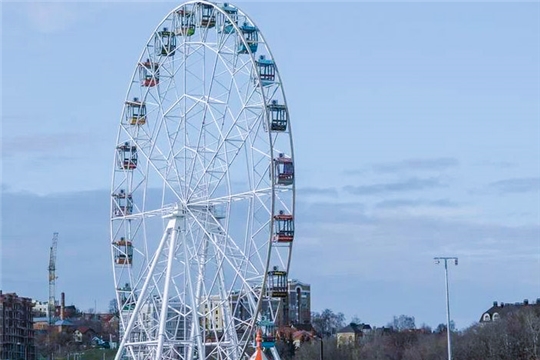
[336,323,372,347]
[480,298,540,323]
[73,326,97,344]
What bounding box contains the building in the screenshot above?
[0,291,36,360]
[480,298,540,323]
[279,279,311,326]
[31,300,48,318]
[336,323,372,347]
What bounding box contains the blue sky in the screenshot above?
[1,1,539,330]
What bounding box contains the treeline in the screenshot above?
[275,306,540,360]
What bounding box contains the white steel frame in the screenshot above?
[110,2,294,359]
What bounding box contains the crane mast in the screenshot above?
[48,232,59,325]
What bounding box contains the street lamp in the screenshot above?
[313,335,323,360]
[434,256,458,360]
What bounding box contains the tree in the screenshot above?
[350,315,362,325]
[388,314,416,331]
[109,298,119,316]
[311,309,346,337]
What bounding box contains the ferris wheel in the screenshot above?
[110,2,295,359]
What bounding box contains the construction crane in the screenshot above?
[48,232,59,325]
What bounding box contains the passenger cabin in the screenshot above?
[268,100,288,131]
[118,283,135,311]
[139,59,159,87]
[114,237,133,265]
[112,190,133,217]
[274,154,294,186]
[221,3,238,34]
[200,4,216,28]
[156,27,176,56]
[256,55,276,86]
[125,97,146,125]
[176,8,195,36]
[238,24,258,54]
[116,142,138,170]
[257,317,276,348]
[267,267,288,298]
[273,211,294,243]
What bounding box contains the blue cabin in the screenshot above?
[116,142,138,170]
[268,100,288,131]
[256,55,276,86]
[200,4,216,28]
[221,3,238,34]
[156,27,176,56]
[176,8,195,36]
[274,154,294,186]
[273,210,294,243]
[267,267,288,298]
[238,23,258,54]
[258,317,276,348]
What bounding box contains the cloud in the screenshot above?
[2,133,88,157]
[20,3,80,33]
[375,198,459,209]
[345,158,459,175]
[487,177,540,195]
[343,177,446,196]
[297,187,339,197]
[2,189,539,329]
[18,3,109,34]
[474,160,517,169]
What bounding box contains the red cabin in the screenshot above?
[116,142,138,170]
[274,154,294,186]
[139,59,159,87]
[112,190,133,217]
[273,211,294,243]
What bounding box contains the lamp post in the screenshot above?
[313,335,323,360]
[434,256,458,360]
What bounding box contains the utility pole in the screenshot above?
[434,256,458,360]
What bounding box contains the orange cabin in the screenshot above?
[267,268,288,298]
[114,237,133,265]
[125,98,146,125]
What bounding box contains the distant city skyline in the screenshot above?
[1,1,539,330]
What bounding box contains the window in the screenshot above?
[492,312,500,321]
[482,313,491,321]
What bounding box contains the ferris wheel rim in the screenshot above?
[110,2,295,359]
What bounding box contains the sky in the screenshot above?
[1,1,539,331]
